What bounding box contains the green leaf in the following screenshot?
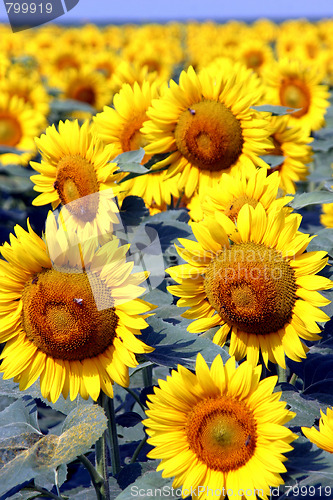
[276,383,322,427]
[260,155,285,168]
[283,437,333,492]
[0,175,33,194]
[34,462,67,491]
[309,150,333,182]
[289,191,333,209]
[0,405,107,496]
[114,149,146,166]
[251,104,300,115]
[115,149,170,182]
[307,228,333,255]
[50,99,96,114]
[4,376,94,416]
[115,470,176,499]
[0,164,35,177]
[0,146,31,155]
[141,316,230,369]
[312,138,333,153]
[65,486,101,499]
[0,399,40,432]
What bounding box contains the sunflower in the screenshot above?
[144,353,296,500]
[235,38,274,75]
[40,46,83,76]
[110,60,165,97]
[0,66,50,116]
[302,407,333,453]
[263,115,313,194]
[94,81,160,163]
[167,204,332,367]
[200,167,292,222]
[261,58,330,133]
[321,203,333,228]
[0,94,45,166]
[87,49,121,82]
[93,81,180,208]
[141,65,272,199]
[0,214,155,403]
[50,67,112,112]
[30,120,122,239]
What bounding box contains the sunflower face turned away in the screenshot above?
[144,354,297,500]
[141,65,272,198]
[0,214,155,403]
[167,204,332,367]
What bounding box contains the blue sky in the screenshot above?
[1,0,333,23]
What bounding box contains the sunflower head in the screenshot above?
[144,353,297,499]
[262,58,330,132]
[201,167,293,223]
[30,120,122,239]
[167,204,332,368]
[0,214,155,403]
[263,115,313,194]
[142,65,272,198]
[0,93,45,166]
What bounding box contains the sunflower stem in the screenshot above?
[277,366,288,384]
[130,434,148,464]
[103,393,121,477]
[96,395,111,500]
[124,386,147,411]
[22,484,66,500]
[78,454,104,492]
[142,365,153,387]
[289,373,298,386]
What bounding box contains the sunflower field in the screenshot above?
[1,17,333,500]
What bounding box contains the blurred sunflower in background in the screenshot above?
[261,58,330,133]
[0,213,155,403]
[142,65,272,199]
[50,66,112,113]
[0,94,45,166]
[144,354,297,500]
[234,37,274,75]
[110,60,165,96]
[167,204,332,367]
[321,199,333,228]
[0,65,50,116]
